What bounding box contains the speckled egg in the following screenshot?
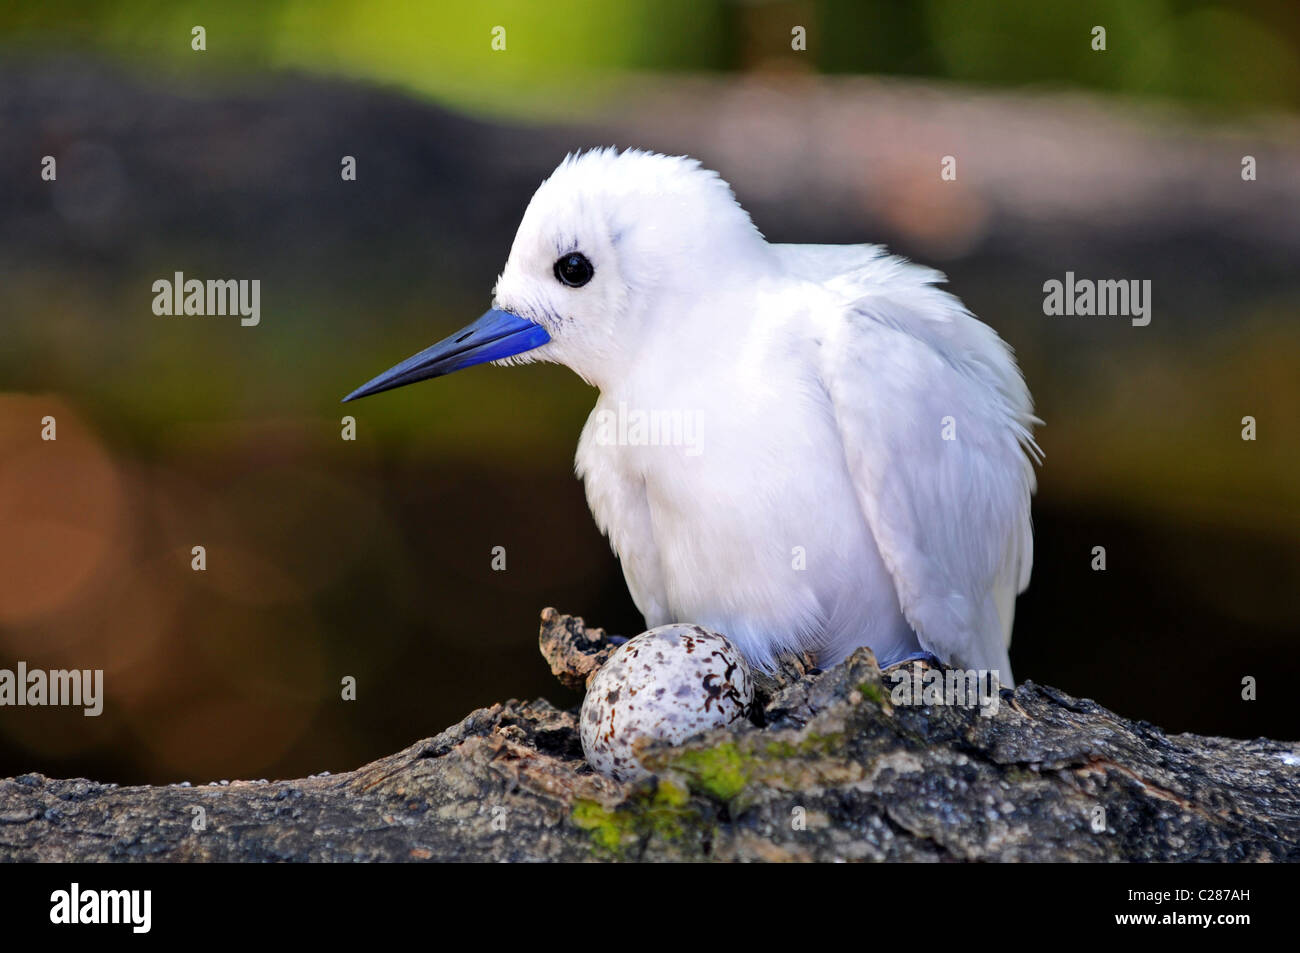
[580,624,754,782]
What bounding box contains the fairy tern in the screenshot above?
[344,148,1041,684]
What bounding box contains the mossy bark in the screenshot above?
[2,611,1297,861]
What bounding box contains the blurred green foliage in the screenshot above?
[825,0,1300,111]
[2,0,1297,115]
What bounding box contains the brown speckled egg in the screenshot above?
[580,624,754,782]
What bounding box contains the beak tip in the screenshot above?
[341,307,546,405]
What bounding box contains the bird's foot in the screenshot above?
[883,651,942,671]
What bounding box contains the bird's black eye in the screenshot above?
[554,252,594,288]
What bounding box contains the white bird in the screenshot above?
[345,148,1041,684]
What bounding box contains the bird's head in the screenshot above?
[343,148,767,400]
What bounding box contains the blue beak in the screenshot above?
[342,308,550,402]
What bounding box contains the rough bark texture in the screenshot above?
[2,610,1297,862]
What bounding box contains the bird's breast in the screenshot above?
[577,383,895,663]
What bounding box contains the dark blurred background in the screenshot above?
[0,0,1297,785]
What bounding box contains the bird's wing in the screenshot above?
[800,245,1040,682]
